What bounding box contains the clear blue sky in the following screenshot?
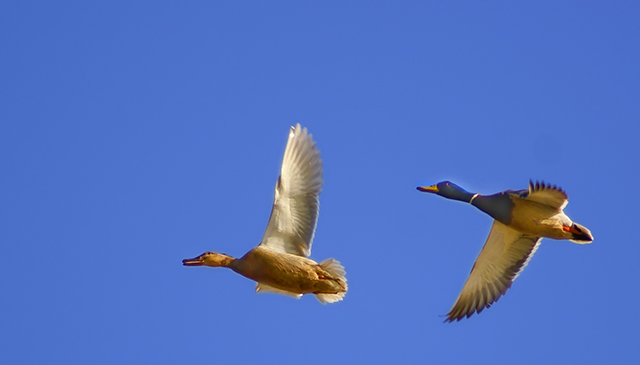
[1,2,638,364]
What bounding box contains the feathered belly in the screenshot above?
[234,248,341,294]
[509,215,574,240]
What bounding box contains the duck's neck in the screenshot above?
[216,254,236,267]
[470,193,513,225]
[446,189,476,203]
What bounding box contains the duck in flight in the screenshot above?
[417,180,592,321]
[183,124,347,304]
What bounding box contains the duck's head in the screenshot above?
[417,181,474,202]
[182,252,234,268]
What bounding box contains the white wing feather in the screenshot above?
[258,124,323,257]
[447,221,542,321]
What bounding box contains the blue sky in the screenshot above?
[1,1,639,364]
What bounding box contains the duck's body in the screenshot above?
[417,180,592,321]
[183,124,347,304]
[234,247,346,297]
[472,187,590,241]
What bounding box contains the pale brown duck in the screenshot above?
[183,124,347,304]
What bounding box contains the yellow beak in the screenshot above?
[417,184,439,193]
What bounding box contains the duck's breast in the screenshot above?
[233,247,321,294]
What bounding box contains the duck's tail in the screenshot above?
[315,258,348,304]
[568,222,593,244]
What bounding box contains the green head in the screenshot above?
[416,181,475,203]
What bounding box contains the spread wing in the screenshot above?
[258,124,323,257]
[446,221,542,322]
[519,180,569,210]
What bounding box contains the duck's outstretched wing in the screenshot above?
[446,221,541,322]
[258,124,323,257]
[518,180,569,210]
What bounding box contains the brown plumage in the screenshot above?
[183,124,347,304]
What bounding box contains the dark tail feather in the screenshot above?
[569,223,593,243]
